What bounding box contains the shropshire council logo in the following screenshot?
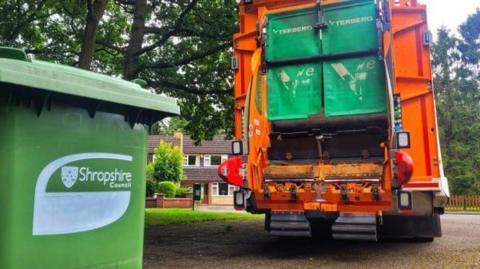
[33,153,133,236]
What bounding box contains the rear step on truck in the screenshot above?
[332,213,378,241]
[269,212,312,237]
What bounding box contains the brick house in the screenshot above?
[148,134,238,205]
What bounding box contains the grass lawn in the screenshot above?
[145,208,263,226]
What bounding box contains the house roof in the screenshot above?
[184,168,223,182]
[148,135,232,155]
[183,136,231,155]
[148,135,180,153]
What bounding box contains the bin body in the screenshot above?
[0,102,147,269]
[0,48,178,269]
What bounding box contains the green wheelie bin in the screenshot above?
[0,47,179,269]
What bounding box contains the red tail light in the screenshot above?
[396,150,414,185]
[217,156,243,187]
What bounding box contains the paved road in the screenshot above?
[144,214,480,269]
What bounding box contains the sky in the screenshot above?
[418,0,480,35]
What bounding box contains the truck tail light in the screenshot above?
[396,150,414,185]
[217,156,243,187]
[398,191,412,210]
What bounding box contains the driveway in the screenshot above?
[144,214,480,269]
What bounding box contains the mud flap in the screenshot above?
[379,214,442,240]
[332,213,378,241]
[268,212,312,237]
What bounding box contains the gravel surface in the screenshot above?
[143,214,480,269]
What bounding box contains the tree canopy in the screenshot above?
[149,141,184,183]
[432,9,480,194]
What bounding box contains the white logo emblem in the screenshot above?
[33,153,133,236]
[61,166,78,189]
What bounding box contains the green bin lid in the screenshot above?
[0,47,179,120]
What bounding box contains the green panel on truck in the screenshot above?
[0,48,179,269]
[267,63,323,121]
[265,0,386,120]
[265,8,321,62]
[266,8,322,121]
[323,56,386,116]
[323,0,386,117]
[322,0,378,54]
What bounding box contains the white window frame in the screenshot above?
[184,154,200,167]
[211,182,219,196]
[228,185,238,196]
[204,155,211,167]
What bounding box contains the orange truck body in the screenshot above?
[224,0,449,240]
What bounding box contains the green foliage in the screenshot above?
[175,186,192,198]
[139,0,237,142]
[150,141,184,183]
[432,9,480,195]
[151,117,188,135]
[157,181,177,198]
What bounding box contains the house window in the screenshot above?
[219,183,229,195]
[184,155,200,166]
[205,154,229,166]
[212,182,238,196]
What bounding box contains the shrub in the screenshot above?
[175,187,192,198]
[157,181,177,198]
[146,163,155,181]
[151,141,184,183]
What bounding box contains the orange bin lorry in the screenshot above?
[218,0,449,241]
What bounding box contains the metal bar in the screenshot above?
[265,178,315,182]
[324,178,381,183]
[266,49,378,67]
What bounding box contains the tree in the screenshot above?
[152,117,188,135]
[150,141,184,183]
[79,0,108,69]
[0,1,54,47]
[432,10,480,195]
[118,0,237,142]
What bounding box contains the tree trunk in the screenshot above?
[123,0,147,80]
[79,0,107,70]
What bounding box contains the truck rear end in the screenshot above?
[220,0,449,241]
